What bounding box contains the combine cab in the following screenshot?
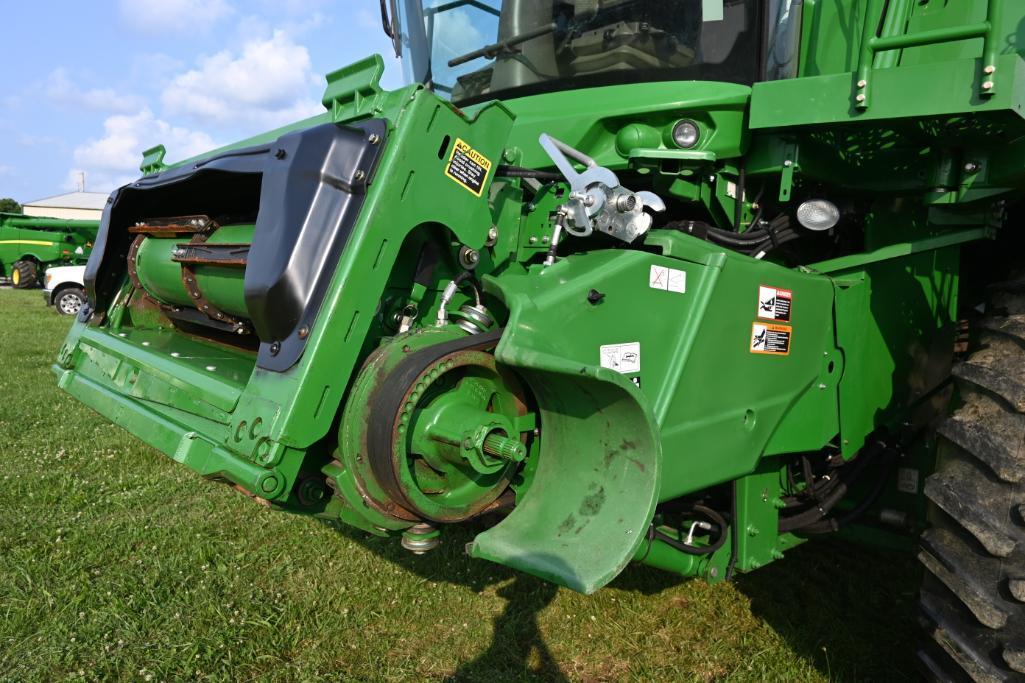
[55,1,1025,677]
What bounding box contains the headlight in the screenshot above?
[671,120,700,149]
[796,199,841,231]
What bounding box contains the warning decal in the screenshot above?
[600,342,640,374]
[445,138,492,197]
[751,323,791,356]
[757,285,792,322]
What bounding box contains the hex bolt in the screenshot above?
[783,160,793,167]
[528,236,538,244]
[368,133,380,144]
[354,170,366,182]
[984,64,996,75]
[983,81,995,90]
[965,162,980,173]
[856,93,867,102]
[857,79,867,88]
[274,148,287,159]
[298,325,310,339]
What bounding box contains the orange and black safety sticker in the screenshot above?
[757,284,792,322]
[750,322,791,356]
[445,138,492,197]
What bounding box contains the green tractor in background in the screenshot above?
[53,1,1025,677]
[0,212,97,288]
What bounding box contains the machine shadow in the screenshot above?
[322,515,681,681]
[323,515,920,680]
[736,538,922,681]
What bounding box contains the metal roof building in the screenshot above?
[22,191,108,220]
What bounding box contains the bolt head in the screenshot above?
[857,79,867,88]
[984,64,996,74]
[354,170,366,181]
[983,81,995,90]
[783,160,793,167]
[855,93,866,102]
[368,133,380,144]
[528,236,537,244]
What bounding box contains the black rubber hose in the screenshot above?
[647,505,728,556]
[778,481,849,533]
[495,165,563,181]
[778,441,886,533]
[800,449,899,535]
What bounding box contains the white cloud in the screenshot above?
[46,69,143,114]
[161,30,322,128]
[119,0,234,34]
[70,109,217,192]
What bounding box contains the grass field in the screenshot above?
[0,288,923,682]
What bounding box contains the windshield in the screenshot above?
[394,0,773,105]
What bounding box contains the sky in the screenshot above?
[0,0,405,203]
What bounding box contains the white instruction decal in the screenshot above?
[600,342,641,374]
[649,264,686,293]
[897,467,919,494]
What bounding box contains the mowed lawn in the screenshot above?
[0,289,922,682]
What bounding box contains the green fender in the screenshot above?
[467,283,662,594]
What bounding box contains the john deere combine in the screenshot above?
[55,1,1025,677]
[0,212,96,288]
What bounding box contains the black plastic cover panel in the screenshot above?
[82,119,388,372]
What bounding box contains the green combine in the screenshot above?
[0,212,97,288]
[55,1,1025,676]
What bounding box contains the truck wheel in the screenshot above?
[11,260,38,289]
[54,287,86,316]
[918,281,1025,682]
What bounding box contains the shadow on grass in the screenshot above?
[326,517,920,682]
[736,539,922,682]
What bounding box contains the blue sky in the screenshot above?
[0,0,403,203]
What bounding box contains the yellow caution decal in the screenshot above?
[445,138,492,197]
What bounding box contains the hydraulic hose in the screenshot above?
[495,165,563,181]
[646,504,728,556]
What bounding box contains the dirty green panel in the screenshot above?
[644,232,839,497]
[831,247,959,457]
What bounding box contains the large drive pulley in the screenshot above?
[333,328,536,527]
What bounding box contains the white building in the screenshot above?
[22,191,108,220]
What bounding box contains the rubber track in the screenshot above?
[918,281,1025,682]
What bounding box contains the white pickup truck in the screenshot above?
[42,265,87,316]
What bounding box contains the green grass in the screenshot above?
[0,289,922,682]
